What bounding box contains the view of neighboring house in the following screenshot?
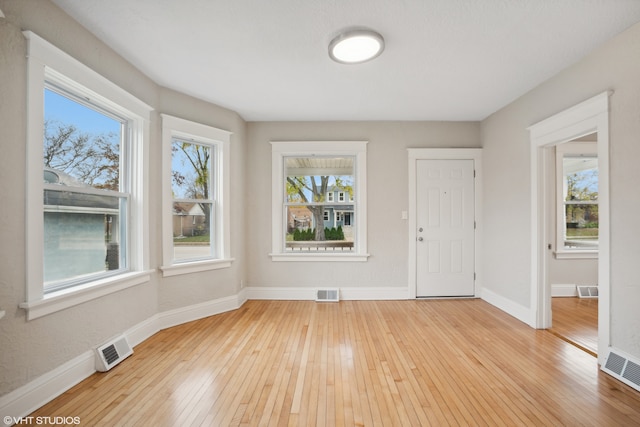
[172,202,207,237]
[287,186,354,233]
[43,167,120,283]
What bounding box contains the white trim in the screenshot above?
[246,286,316,300]
[555,141,599,256]
[23,31,151,318]
[160,258,235,277]
[270,141,368,260]
[340,286,408,300]
[554,250,598,260]
[19,271,153,321]
[528,91,610,364]
[244,286,408,300]
[161,114,232,273]
[270,253,369,262]
[407,148,483,299]
[0,293,247,425]
[552,284,579,297]
[480,287,531,324]
[158,294,245,330]
[0,350,95,427]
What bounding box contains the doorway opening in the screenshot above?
[547,134,599,356]
[528,91,610,365]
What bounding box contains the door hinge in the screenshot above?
[474,272,476,281]
[474,221,476,229]
[474,170,476,178]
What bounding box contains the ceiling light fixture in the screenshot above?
[329,29,385,64]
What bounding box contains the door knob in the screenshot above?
[418,237,424,241]
[418,227,423,232]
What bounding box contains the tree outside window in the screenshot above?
[271,141,368,261]
[285,157,354,249]
[563,156,598,249]
[43,87,127,289]
[171,140,215,261]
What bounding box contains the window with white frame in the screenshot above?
[556,141,598,258]
[22,32,151,320]
[42,85,128,291]
[271,141,368,261]
[160,115,232,276]
[338,191,346,202]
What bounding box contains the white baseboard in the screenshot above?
[0,293,247,426]
[340,286,408,300]
[480,287,532,326]
[158,294,245,330]
[552,283,577,297]
[126,314,160,347]
[2,284,524,425]
[245,286,408,301]
[0,351,95,427]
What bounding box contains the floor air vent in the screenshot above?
[602,347,640,392]
[95,335,133,372]
[577,285,598,298]
[316,289,339,302]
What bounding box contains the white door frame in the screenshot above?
[408,149,483,299]
[527,91,610,365]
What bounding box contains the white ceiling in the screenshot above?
[51,0,640,122]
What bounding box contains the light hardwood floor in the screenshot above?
[550,296,598,356]
[29,299,640,426]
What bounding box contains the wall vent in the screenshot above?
[577,285,598,298]
[316,289,339,302]
[602,347,640,393]
[95,335,133,372]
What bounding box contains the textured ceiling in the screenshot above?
[51,0,640,121]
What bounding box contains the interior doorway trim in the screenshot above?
[407,148,483,299]
[528,91,611,364]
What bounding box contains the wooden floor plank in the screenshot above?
[27,299,640,426]
[550,296,598,356]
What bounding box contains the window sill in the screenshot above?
[554,250,598,260]
[270,253,369,262]
[160,258,234,277]
[20,270,153,320]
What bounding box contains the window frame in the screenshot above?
[555,141,598,259]
[270,141,369,262]
[160,114,233,276]
[43,84,130,291]
[21,31,152,320]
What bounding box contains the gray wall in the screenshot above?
[482,21,640,357]
[2,0,640,404]
[0,0,246,396]
[245,121,480,289]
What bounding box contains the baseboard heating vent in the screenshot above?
[602,347,640,393]
[316,289,339,302]
[577,285,598,298]
[95,335,133,372]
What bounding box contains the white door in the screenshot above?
[416,159,475,297]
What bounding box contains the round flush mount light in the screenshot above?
[329,29,385,64]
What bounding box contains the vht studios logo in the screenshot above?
[4,416,81,425]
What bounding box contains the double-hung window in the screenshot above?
[23,32,151,319]
[160,115,232,276]
[271,141,368,261]
[556,141,598,258]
